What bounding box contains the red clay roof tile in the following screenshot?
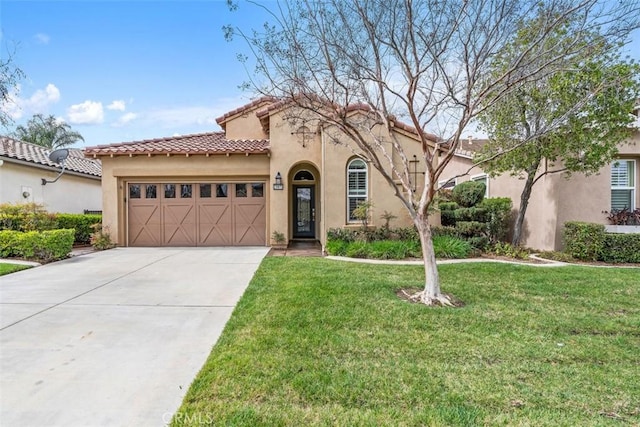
[215,96,277,125]
[83,131,270,157]
[0,136,102,177]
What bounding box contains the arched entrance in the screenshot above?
[289,164,320,239]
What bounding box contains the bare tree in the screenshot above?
[0,46,25,129]
[226,0,640,306]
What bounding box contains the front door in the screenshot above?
[293,185,315,238]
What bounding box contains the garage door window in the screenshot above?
[181,184,192,198]
[130,185,141,199]
[252,183,264,197]
[216,184,228,198]
[200,184,212,198]
[164,184,176,198]
[236,184,247,197]
[145,185,157,198]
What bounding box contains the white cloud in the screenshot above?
[107,100,126,111]
[112,112,137,127]
[0,83,61,120]
[67,100,104,124]
[34,33,50,45]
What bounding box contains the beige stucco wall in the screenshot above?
[99,154,270,245]
[0,159,101,213]
[220,104,270,141]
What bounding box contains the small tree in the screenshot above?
[0,46,25,129]
[476,11,640,246]
[226,0,639,305]
[13,114,84,149]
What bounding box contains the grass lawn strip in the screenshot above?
[174,258,639,426]
[0,263,31,276]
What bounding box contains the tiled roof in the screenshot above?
[215,96,277,125]
[0,136,102,177]
[83,131,270,156]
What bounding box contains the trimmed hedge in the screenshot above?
[563,221,640,263]
[451,181,486,208]
[601,233,640,263]
[56,214,102,244]
[0,229,74,262]
[563,222,606,261]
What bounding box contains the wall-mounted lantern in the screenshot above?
[273,172,284,190]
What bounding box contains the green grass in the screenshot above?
[174,259,640,426]
[0,263,31,276]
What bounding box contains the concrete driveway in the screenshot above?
[0,247,269,427]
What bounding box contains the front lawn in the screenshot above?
[0,263,31,276]
[175,258,639,426]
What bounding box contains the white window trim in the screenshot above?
[470,173,489,198]
[611,159,636,210]
[347,158,368,223]
[438,177,457,190]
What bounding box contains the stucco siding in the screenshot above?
[0,160,101,213]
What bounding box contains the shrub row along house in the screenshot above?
[0,137,102,214]
[83,98,639,251]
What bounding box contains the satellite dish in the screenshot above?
[49,148,69,164]
[42,148,70,185]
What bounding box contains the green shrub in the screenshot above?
[537,251,575,262]
[325,240,348,256]
[563,222,605,261]
[0,230,22,257]
[467,236,490,251]
[491,242,530,259]
[479,197,512,243]
[454,207,488,222]
[36,229,75,261]
[432,235,471,259]
[90,224,116,251]
[327,228,357,243]
[455,221,486,237]
[367,240,421,259]
[57,214,102,244]
[345,241,369,258]
[431,226,458,238]
[451,181,486,208]
[393,226,419,242]
[441,210,457,227]
[0,229,74,261]
[601,233,640,263]
[438,201,458,211]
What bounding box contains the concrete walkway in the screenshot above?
[0,247,269,427]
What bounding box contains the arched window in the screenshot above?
[347,158,368,222]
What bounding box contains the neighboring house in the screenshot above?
[439,126,640,251]
[84,98,472,248]
[0,136,102,213]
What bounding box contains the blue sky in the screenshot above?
[1,1,639,148]
[0,0,271,147]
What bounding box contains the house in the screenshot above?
[84,97,471,248]
[439,127,640,251]
[0,137,102,213]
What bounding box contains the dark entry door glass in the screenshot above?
[294,186,315,238]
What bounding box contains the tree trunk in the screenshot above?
[512,171,536,247]
[415,214,452,306]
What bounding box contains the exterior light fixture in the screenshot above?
[273,172,284,190]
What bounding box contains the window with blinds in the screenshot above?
[611,160,636,210]
[347,158,367,221]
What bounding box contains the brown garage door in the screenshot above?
[128,182,266,247]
